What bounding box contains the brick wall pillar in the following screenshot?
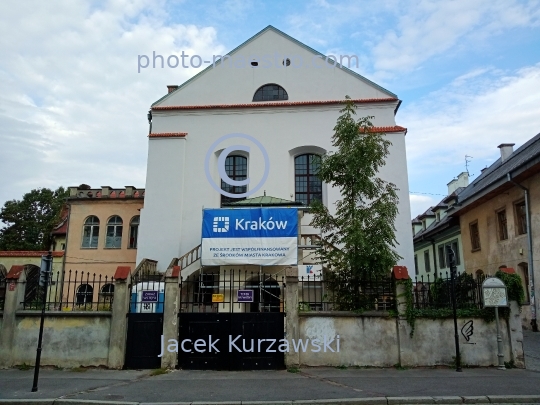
[0,266,27,367]
[161,266,180,369]
[107,266,131,369]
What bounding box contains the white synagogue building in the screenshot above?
[136,25,414,277]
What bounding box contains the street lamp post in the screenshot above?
[447,245,462,372]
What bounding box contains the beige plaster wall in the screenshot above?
[459,173,540,328]
[65,199,143,279]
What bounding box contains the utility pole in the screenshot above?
[31,251,52,392]
[447,245,462,372]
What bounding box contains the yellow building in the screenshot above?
[450,136,540,330]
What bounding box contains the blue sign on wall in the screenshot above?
[201,207,298,266]
[237,289,254,302]
[141,290,158,303]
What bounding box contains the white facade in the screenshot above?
[137,26,414,272]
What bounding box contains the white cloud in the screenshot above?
[0,0,226,206]
[409,194,438,219]
[372,0,540,75]
[403,63,540,173]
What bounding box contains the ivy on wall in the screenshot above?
[396,271,525,338]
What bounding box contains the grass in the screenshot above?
[71,367,88,372]
[336,365,348,370]
[393,363,409,370]
[287,367,300,373]
[15,363,32,371]
[149,368,169,376]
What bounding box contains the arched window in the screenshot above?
[129,216,140,249]
[253,84,288,101]
[295,154,322,206]
[99,283,114,304]
[105,216,123,248]
[76,284,93,306]
[221,155,247,205]
[82,216,100,248]
[23,264,43,306]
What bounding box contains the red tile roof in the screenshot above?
[0,251,64,258]
[152,98,398,111]
[362,125,407,134]
[149,132,188,138]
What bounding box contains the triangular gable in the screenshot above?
[152,25,397,107]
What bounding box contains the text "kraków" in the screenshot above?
[235,217,287,231]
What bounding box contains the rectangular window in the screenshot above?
[497,209,508,240]
[82,225,99,248]
[438,245,446,269]
[470,221,481,251]
[424,250,431,273]
[414,255,419,275]
[451,240,461,265]
[515,201,527,235]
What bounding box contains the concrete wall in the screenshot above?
[298,313,399,367]
[9,312,111,368]
[298,310,523,368]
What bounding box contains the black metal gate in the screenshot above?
[178,269,285,370]
[125,262,164,369]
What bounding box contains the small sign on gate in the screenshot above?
[212,293,225,303]
[237,289,254,302]
[141,290,158,303]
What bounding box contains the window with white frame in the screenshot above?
[82,216,100,248]
[105,216,123,248]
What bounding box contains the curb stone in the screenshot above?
[433,397,463,404]
[387,397,434,404]
[487,395,540,403]
[462,398,489,404]
[3,396,540,405]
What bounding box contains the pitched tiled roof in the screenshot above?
[152,98,398,111]
[456,133,540,206]
[149,132,188,138]
[223,195,303,207]
[0,251,64,257]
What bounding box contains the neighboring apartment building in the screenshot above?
[58,185,144,306]
[412,173,468,281]
[449,135,540,329]
[137,25,414,274]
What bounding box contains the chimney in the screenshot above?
[167,85,179,94]
[69,187,78,197]
[101,186,112,198]
[447,172,469,195]
[498,143,515,163]
[125,186,136,198]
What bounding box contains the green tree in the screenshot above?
[0,187,68,251]
[310,97,402,308]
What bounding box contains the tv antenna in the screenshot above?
[465,155,473,175]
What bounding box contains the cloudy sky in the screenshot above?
[1,0,539,218]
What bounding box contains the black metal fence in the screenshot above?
[0,272,6,311]
[128,266,165,313]
[21,270,115,311]
[413,272,485,310]
[180,269,285,313]
[299,274,396,312]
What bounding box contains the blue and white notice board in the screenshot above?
[201,207,298,266]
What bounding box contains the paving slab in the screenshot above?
[432,397,463,404]
[487,395,540,403]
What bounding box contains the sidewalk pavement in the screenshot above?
[1,367,540,404]
[0,329,538,404]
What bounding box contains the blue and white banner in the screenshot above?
[201,208,298,266]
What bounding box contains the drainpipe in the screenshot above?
[431,239,438,280]
[507,173,537,332]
